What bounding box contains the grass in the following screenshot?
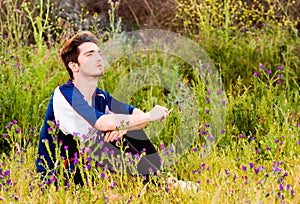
[1,0,300,203]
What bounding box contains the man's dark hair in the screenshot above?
[60,31,99,80]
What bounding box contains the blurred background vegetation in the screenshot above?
[0,0,299,153]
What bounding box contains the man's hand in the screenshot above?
[103,129,127,142]
[149,105,169,122]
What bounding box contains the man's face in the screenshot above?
[77,42,104,78]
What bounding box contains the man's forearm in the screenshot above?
[94,112,151,131]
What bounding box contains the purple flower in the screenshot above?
[207,135,214,141]
[221,129,226,134]
[291,189,295,196]
[204,123,210,128]
[241,165,247,171]
[274,139,279,143]
[266,70,271,74]
[277,65,282,70]
[221,100,226,105]
[278,74,282,78]
[3,133,7,139]
[160,144,165,149]
[217,89,222,95]
[3,170,10,177]
[192,147,198,152]
[240,134,245,139]
[297,141,300,145]
[100,172,105,179]
[86,163,91,170]
[279,183,284,191]
[276,80,281,85]
[6,179,11,185]
[249,163,254,169]
[259,64,264,69]
[205,96,210,103]
[266,147,271,150]
[15,128,21,133]
[207,90,211,95]
[253,72,259,77]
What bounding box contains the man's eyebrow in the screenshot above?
[83,49,101,55]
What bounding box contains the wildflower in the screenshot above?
[207,135,214,141]
[6,179,11,185]
[259,64,264,69]
[3,170,10,177]
[217,89,222,95]
[249,163,254,169]
[253,72,259,77]
[255,166,265,174]
[15,128,21,133]
[291,189,295,196]
[207,90,211,95]
[274,139,279,143]
[86,163,91,170]
[100,172,105,179]
[266,147,271,150]
[3,133,7,139]
[241,165,247,171]
[279,183,284,191]
[266,70,271,74]
[204,123,210,128]
[221,100,226,105]
[278,74,282,78]
[276,80,281,85]
[277,65,282,70]
[224,169,230,176]
[265,85,269,89]
[160,144,165,149]
[240,134,245,139]
[205,96,210,103]
[221,129,226,134]
[192,147,198,152]
[82,134,88,140]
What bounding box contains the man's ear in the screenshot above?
[68,62,79,72]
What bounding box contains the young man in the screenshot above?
[35,31,169,185]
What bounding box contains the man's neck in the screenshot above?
[73,77,98,106]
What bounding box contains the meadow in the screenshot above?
[0,0,300,203]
